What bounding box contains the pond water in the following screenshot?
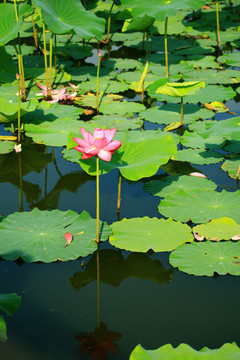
[1,1,240,359]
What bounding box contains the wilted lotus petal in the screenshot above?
[194,233,204,241]
[232,234,240,240]
[189,172,207,178]
[64,232,73,247]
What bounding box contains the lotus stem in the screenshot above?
[49,35,53,94]
[117,172,122,213]
[146,31,149,62]
[165,16,169,78]
[96,156,100,244]
[236,164,240,181]
[181,97,184,126]
[96,246,100,329]
[216,0,221,49]
[54,34,57,70]
[42,22,51,99]
[18,152,23,212]
[13,0,18,22]
[32,15,38,49]
[17,73,21,143]
[96,51,101,114]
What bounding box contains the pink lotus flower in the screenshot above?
[64,232,73,247]
[36,83,77,104]
[73,127,122,162]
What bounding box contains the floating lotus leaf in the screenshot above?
[69,130,177,181]
[0,141,15,154]
[56,44,93,60]
[0,83,39,123]
[155,81,205,98]
[67,65,116,82]
[76,93,122,108]
[221,159,240,180]
[161,159,199,176]
[198,116,240,141]
[169,241,240,276]
[90,115,143,131]
[0,209,110,263]
[181,130,226,150]
[121,0,205,21]
[117,70,159,85]
[32,0,105,39]
[176,149,224,165]
[140,104,214,125]
[100,100,145,116]
[185,85,236,104]
[24,118,96,147]
[152,14,193,35]
[218,53,240,67]
[130,343,240,360]
[144,175,217,198]
[223,141,240,154]
[179,69,240,85]
[0,3,23,45]
[193,217,240,241]
[183,55,217,69]
[101,58,143,71]
[158,189,240,224]
[70,249,172,290]
[79,79,129,94]
[109,217,193,252]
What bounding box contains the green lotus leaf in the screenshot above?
[0,316,7,342]
[75,93,122,108]
[223,141,240,154]
[185,85,236,104]
[130,343,240,359]
[89,114,143,130]
[24,118,95,147]
[121,0,205,21]
[178,69,240,85]
[79,79,129,94]
[183,55,217,69]
[221,159,240,180]
[0,46,18,83]
[0,209,110,263]
[198,116,240,141]
[67,65,116,82]
[181,130,226,150]
[153,85,236,104]
[109,217,193,252]
[0,293,21,316]
[144,175,217,198]
[101,58,143,71]
[161,159,200,176]
[0,98,39,124]
[156,81,205,97]
[32,0,105,39]
[140,104,214,125]
[122,15,155,32]
[193,217,240,241]
[0,3,23,45]
[158,189,240,224]
[69,249,172,290]
[0,141,15,154]
[218,53,240,67]
[169,241,240,276]
[100,100,146,116]
[70,130,177,181]
[56,44,93,60]
[152,14,193,35]
[117,70,159,85]
[176,149,224,165]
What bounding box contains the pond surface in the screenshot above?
[0,1,240,359]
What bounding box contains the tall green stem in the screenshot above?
[181,97,184,126]
[43,22,51,99]
[146,31,149,62]
[32,15,38,50]
[96,157,100,244]
[96,51,101,114]
[54,34,57,70]
[216,0,221,49]
[165,16,169,78]
[117,172,122,213]
[49,35,53,94]
[96,246,100,328]
[17,73,21,143]
[18,152,23,212]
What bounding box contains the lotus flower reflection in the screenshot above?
[73,127,122,162]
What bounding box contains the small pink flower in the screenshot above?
[14,144,22,153]
[36,83,77,104]
[64,232,73,247]
[73,127,122,162]
[189,172,207,178]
